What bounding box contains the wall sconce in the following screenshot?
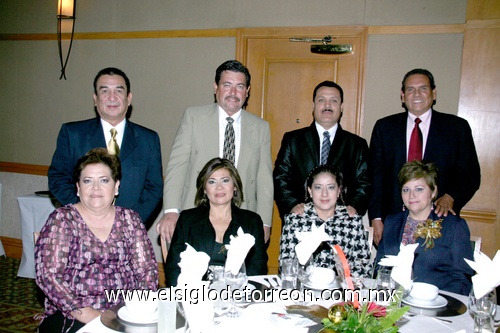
[57,0,76,80]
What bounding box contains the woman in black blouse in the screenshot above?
[164,158,268,287]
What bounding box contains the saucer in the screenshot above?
[402,294,448,309]
[117,307,158,325]
[304,278,340,290]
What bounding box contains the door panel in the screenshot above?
[238,27,367,273]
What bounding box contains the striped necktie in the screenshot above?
[321,131,331,165]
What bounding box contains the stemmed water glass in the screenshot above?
[468,289,497,332]
[224,262,248,318]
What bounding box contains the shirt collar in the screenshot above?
[314,122,338,139]
[101,118,126,133]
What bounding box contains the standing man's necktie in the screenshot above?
[321,131,331,165]
[223,117,235,164]
[408,118,422,161]
[108,128,120,156]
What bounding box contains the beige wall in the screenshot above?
[1,0,468,245]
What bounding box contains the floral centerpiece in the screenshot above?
[320,300,409,333]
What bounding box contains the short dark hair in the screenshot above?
[215,60,251,87]
[74,148,122,183]
[93,67,131,94]
[313,80,344,104]
[194,158,244,207]
[305,164,344,202]
[398,160,438,194]
[401,68,436,92]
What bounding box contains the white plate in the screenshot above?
[303,278,340,290]
[402,294,448,309]
[117,306,158,325]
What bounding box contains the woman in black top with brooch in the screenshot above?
[164,157,268,287]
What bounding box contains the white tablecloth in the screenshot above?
[78,276,477,333]
[17,194,56,278]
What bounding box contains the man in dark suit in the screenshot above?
[369,68,480,244]
[48,67,163,227]
[274,80,370,222]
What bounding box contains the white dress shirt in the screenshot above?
[101,118,126,148]
[315,122,338,154]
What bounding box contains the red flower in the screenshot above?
[365,302,387,317]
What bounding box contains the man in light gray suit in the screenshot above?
[156,60,273,243]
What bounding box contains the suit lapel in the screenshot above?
[395,113,408,164]
[305,123,320,164]
[119,121,138,161]
[201,105,220,158]
[424,110,441,160]
[238,110,255,170]
[89,118,106,147]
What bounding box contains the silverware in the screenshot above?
[263,277,275,288]
[285,309,323,324]
[235,300,276,308]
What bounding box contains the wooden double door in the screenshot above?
[237,26,368,273]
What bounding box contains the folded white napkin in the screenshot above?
[294,223,332,265]
[177,243,211,285]
[225,227,255,275]
[378,242,418,290]
[464,250,500,298]
[181,281,214,333]
[177,243,214,333]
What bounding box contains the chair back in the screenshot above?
[362,214,377,277]
[470,236,482,253]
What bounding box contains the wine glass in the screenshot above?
[296,256,313,305]
[224,262,248,318]
[468,289,497,332]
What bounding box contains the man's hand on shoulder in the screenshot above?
[346,205,357,217]
[291,203,305,216]
[156,212,180,243]
[433,194,455,217]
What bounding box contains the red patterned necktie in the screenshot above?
[408,118,422,161]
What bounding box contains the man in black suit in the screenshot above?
[274,80,370,222]
[369,68,480,244]
[48,67,163,227]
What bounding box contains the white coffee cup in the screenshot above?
[125,290,158,317]
[409,282,439,302]
[308,267,335,287]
